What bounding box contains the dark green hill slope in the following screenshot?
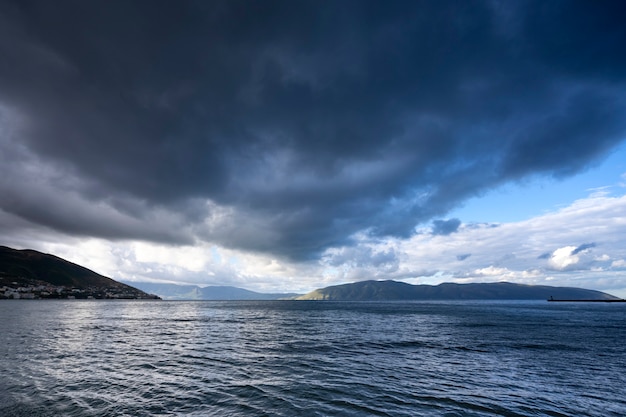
[296,280,619,301]
[0,246,157,299]
[1,246,117,287]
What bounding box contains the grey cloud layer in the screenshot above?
[1,0,626,259]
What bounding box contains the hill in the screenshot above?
[0,246,158,299]
[125,281,300,300]
[295,280,619,301]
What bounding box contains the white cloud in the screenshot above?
[473,266,511,277]
[611,259,626,268]
[548,246,579,270]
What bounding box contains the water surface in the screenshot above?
[1,300,624,416]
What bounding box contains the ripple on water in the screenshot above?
[0,300,625,416]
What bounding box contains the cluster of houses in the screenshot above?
[1,282,159,300]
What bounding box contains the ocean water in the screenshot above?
[0,300,624,417]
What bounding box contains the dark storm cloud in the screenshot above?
[324,246,398,270]
[432,219,462,236]
[456,254,471,262]
[1,0,626,259]
[571,243,596,256]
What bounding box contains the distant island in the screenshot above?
[124,281,299,301]
[295,280,620,301]
[0,246,159,299]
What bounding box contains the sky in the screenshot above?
[1,0,626,297]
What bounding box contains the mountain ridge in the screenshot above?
[124,281,299,300]
[296,280,619,301]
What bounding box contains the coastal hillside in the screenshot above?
[296,280,619,301]
[0,246,158,299]
[125,281,300,300]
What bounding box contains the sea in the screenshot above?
[0,300,624,417]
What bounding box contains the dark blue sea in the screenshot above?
[0,300,624,416]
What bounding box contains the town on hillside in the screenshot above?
[0,274,159,300]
